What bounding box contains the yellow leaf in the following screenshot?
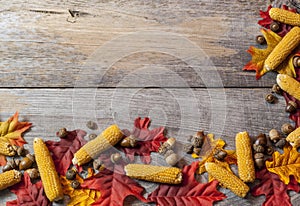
[266,146,300,184]
[60,176,101,206]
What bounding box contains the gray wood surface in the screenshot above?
[1,0,299,205]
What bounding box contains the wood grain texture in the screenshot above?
[0,0,278,87]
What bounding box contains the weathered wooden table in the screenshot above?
[0,0,299,205]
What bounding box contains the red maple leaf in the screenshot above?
[147,161,226,206]
[45,129,87,175]
[258,5,296,37]
[251,168,300,206]
[80,165,148,206]
[119,117,167,164]
[7,173,51,206]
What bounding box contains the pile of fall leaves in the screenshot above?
[0,4,300,206]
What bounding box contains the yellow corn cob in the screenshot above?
[235,131,255,183]
[286,127,300,148]
[264,26,300,71]
[33,138,63,202]
[0,170,22,190]
[72,124,123,166]
[0,140,16,156]
[269,8,300,26]
[277,74,300,101]
[124,164,182,184]
[205,162,249,198]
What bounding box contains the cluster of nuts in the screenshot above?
[158,137,179,166]
[265,84,282,104]
[269,123,295,148]
[65,168,80,189]
[183,131,205,156]
[252,134,272,169]
[255,22,281,45]
[2,146,39,180]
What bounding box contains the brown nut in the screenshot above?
[70,180,80,189]
[57,128,68,138]
[271,84,282,95]
[66,169,77,180]
[111,153,122,164]
[25,168,39,179]
[269,129,280,143]
[93,159,102,171]
[286,101,297,113]
[253,144,265,153]
[265,93,276,103]
[255,133,267,146]
[256,35,266,45]
[213,149,227,161]
[17,146,27,157]
[193,147,201,155]
[19,154,35,170]
[265,146,274,156]
[88,133,97,141]
[293,56,300,68]
[165,153,179,166]
[183,143,194,154]
[2,163,13,172]
[120,135,137,148]
[275,138,286,149]
[270,22,280,32]
[255,158,265,169]
[86,121,98,130]
[281,123,294,135]
[254,152,264,160]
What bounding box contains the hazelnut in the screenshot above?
[66,169,77,180]
[255,133,267,146]
[281,123,294,135]
[286,101,297,113]
[164,150,175,159]
[270,22,280,32]
[93,159,102,171]
[111,153,122,164]
[265,146,274,156]
[268,129,280,143]
[88,133,97,140]
[86,121,98,130]
[293,56,300,68]
[253,144,265,153]
[213,149,227,161]
[70,180,80,189]
[275,138,286,149]
[17,146,27,157]
[165,153,179,166]
[193,147,201,155]
[265,93,276,103]
[57,128,68,138]
[19,154,35,170]
[271,84,282,95]
[256,35,266,45]
[255,158,265,169]
[183,143,194,154]
[120,135,137,147]
[25,168,39,179]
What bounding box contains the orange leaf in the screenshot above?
[266,146,300,184]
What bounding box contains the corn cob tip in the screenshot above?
[72,157,78,165]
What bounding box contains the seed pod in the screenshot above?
[66,169,77,180]
[0,170,22,190]
[165,153,179,166]
[270,22,280,32]
[124,164,182,184]
[57,128,68,138]
[256,35,266,45]
[253,144,265,153]
[19,154,35,170]
[213,149,227,161]
[272,84,282,95]
[120,135,137,147]
[285,101,297,113]
[86,121,98,130]
[111,153,122,164]
[88,133,97,141]
[293,56,300,68]
[265,146,274,156]
[164,150,175,159]
[265,93,276,103]
[269,129,280,143]
[25,168,40,180]
[281,123,294,135]
[70,180,80,189]
[275,138,286,149]
[183,143,194,154]
[17,146,27,157]
[193,147,201,155]
[93,159,102,171]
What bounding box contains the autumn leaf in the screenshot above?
[147,161,226,206]
[80,166,148,206]
[266,146,300,184]
[45,129,87,175]
[6,173,51,206]
[251,168,300,206]
[60,175,101,206]
[118,117,167,164]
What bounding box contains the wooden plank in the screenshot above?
[0,0,281,87]
[0,88,298,205]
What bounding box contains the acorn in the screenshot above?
[275,138,286,149]
[271,84,282,95]
[93,159,102,171]
[265,93,276,103]
[86,121,98,130]
[66,169,77,180]
[111,153,122,164]
[268,129,280,143]
[17,146,27,157]
[120,135,137,147]
[165,153,179,166]
[57,128,68,138]
[70,180,80,189]
[213,149,227,161]
[19,154,35,170]
[285,101,297,113]
[88,133,97,141]
[253,144,265,153]
[25,168,40,179]
[2,159,18,172]
[256,35,266,45]
[270,22,280,32]
[254,153,265,169]
[265,146,274,156]
[293,56,300,68]
[281,123,294,135]
[183,143,194,154]
[255,133,267,146]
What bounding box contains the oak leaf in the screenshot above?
[6,173,51,206]
[251,168,300,206]
[45,129,87,175]
[147,161,226,206]
[266,146,300,184]
[119,117,167,164]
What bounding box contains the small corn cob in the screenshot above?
[264,26,300,71]
[286,127,300,148]
[277,74,300,101]
[205,162,249,198]
[124,164,182,184]
[235,131,255,183]
[33,138,63,202]
[0,170,22,190]
[72,124,123,166]
[269,8,300,27]
[0,140,16,156]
